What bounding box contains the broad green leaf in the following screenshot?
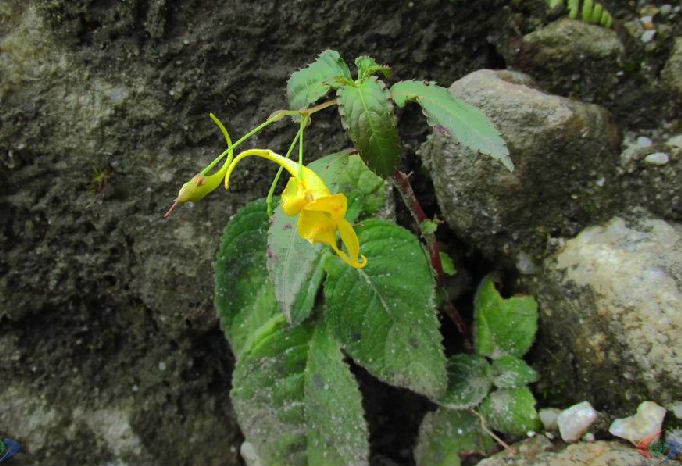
[473,276,538,359]
[390,80,512,171]
[490,356,539,389]
[355,56,391,81]
[324,219,447,398]
[215,199,279,359]
[287,50,351,110]
[414,409,495,466]
[337,77,402,177]
[437,354,492,409]
[267,151,384,325]
[479,387,542,435]
[231,317,369,466]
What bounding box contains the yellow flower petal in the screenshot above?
[336,217,364,266]
[297,209,336,245]
[281,178,307,216]
[303,194,347,219]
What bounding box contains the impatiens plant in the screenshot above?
[166,50,540,466]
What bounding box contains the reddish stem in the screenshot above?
[392,170,473,351]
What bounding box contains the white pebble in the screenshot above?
[669,401,682,419]
[583,432,595,441]
[660,5,672,16]
[640,15,653,24]
[158,361,166,371]
[540,408,562,431]
[240,442,263,466]
[516,251,539,275]
[636,136,653,147]
[609,401,666,444]
[558,401,598,442]
[642,30,656,43]
[644,152,670,165]
[666,134,682,149]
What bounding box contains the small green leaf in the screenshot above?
[421,219,439,235]
[437,354,492,409]
[267,151,385,325]
[355,56,391,81]
[324,219,447,398]
[414,409,495,466]
[287,50,351,110]
[390,80,512,171]
[473,276,538,359]
[337,77,402,177]
[490,356,539,389]
[439,251,456,276]
[215,199,279,359]
[479,387,542,436]
[231,317,369,466]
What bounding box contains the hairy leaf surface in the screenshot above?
[479,387,542,435]
[268,151,384,325]
[473,276,538,359]
[324,219,446,397]
[437,354,492,409]
[414,409,495,466]
[337,77,401,177]
[490,356,539,389]
[215,199,279,359]
[391,80,512,170]
[231,317,369,466]
[287,50,351,110]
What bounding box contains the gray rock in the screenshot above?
[525,211,682,413]
[420,69,621,264]
[662,38,682,97]
[475,436,681,466]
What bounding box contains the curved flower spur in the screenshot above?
[165,114,367,269]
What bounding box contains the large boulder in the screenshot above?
[420,69,621,266]
[524,210,682,414]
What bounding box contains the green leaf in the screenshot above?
[479,387,542,435]
[215,199,279,359]
[421,219,439,235]
[437,354,492,409]
[337,77,402,177]
[355,56,391,81]
[490,356,539,389]
[287,50,351,110]
[324,219,447,398]
[439,251,456,276]
[390,80,512,171]
[267,151,385,325]
[414,409,495,466]
[473,276,538,359]
[231,317,369,466]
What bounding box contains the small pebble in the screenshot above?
[558,401,598,442]
[660,4,672,16]
[609,401,666,444]
[540,408,562,431]
[636,136,653,147]
[583,432,595,441]
[666,134,682,149]
[158,361,166,371]
[644,152,669,165]
[641,30,656,43]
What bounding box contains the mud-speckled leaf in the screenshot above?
[287,50,351,110]
[231,316,369,466]
[337,77,401,177]
[324,219,446,398]
[215,199,279,360]
[437,354,492,409]
[491,356,539,389]
[473,276,538,359]
[414,408,495,466]
[479,387,542,436]
[390,80,512,170]
[268,151,384,325]
[355,56,391,81]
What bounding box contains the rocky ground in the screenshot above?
[0,0,681,465]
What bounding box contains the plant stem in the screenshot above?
[392,170,473,351]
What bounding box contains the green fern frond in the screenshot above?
[548,0,613,28]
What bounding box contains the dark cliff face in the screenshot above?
[2,0,680,464]
[0,0,507,464]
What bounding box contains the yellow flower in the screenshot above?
[225,149,367,269]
